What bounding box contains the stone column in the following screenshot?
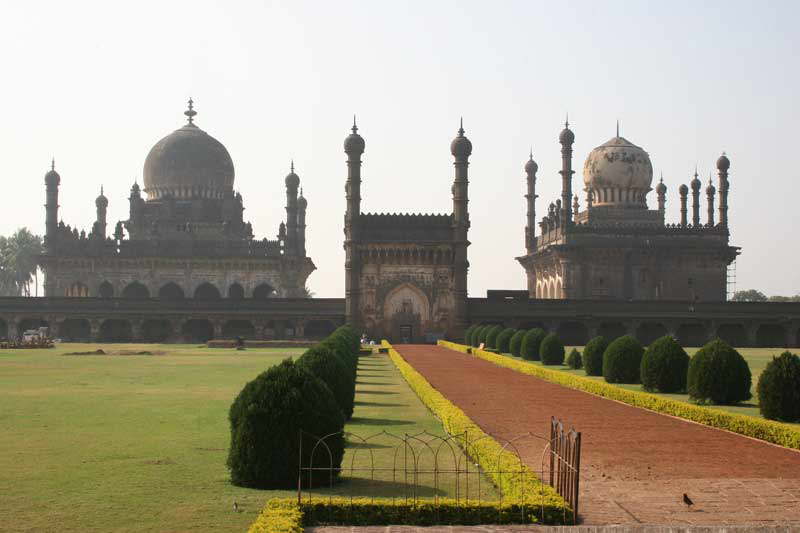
[89,319,101,341]
[130,319,143,342]
[745,323,759,348]
[212,320,224,340]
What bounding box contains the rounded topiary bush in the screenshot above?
[509,329,526,357]
[321,335,357,379]
[496,328,516,353]
[227,359,345,489]
[297,345,355,419]
[521,328,547,361]
[602,335,644,383]
[640,335,689,393]
[566,348,582,369]
[687,338,752,405]
[464,325,477,346]
[757,351,800,422]
[476,325,491,347]
[583,336,609,376]
[540,333,565,365]
[485,325,503,349]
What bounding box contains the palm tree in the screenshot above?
[4,228,43,296]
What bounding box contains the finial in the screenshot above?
[290,159,294,173]
[101,185,104,195]
[352,115,357,133]
[184,98,197,124]
[660,171,664,184]
[300,187,303,196]
[458,117,464,136]
[529,147,533,159]
[51,158,55,171]
[616,120,619,138]
[565,112,569,128]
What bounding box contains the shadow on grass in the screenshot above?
[357,390,398,395]
[356,381,393,385]
[353,401,407,407]
[356,373,388,378]
[349,417,416,426]
[345,440,394,450]
[304,476,447,499]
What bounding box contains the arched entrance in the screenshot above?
[194,283,221,300]
[99,319,132,342]
[159,283,185,300]
[122,282,150,299]
[59,318,91,341]
[222,320,255,339]
[18,318,49,334]
[636,322,668,346]
[598,322,626,342]
[756,324,787,347]
[181,319,214,342]
[0,318,7,339]
[677,323,708,347]
[716,324,747,347]
[98,281,114,298]
[557,321,589,346]
[383,283,430,343]
[228,283,245,300]
[142,320,172,342]
[252,283,275,299]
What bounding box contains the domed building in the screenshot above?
[516,122,738,301]
[39,100,315,339]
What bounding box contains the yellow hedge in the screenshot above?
[438,340,800,450]
[248,498,303,533]
[385,342,572,524]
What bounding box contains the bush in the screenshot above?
[464,325,477,346]
[566,348,582,369]
[496,328,516,353]
[509,330,526,357]
[539,333,565,365]
[687,338,752,405]
[227,359,345,488]
[640,336,689,393]
[583,336,609,376]
[602,335,644,384]
[520,328,547,361]
[485,325,503,349]
[476,325,492,346]
[321,335,357,379]
[297,345,355,419]
[757,351,800,421]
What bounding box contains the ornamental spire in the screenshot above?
[51,158,55,171]
[184,98,197,125]
[352,114,357,134]
[616,119,619,138]
[458,116,465,136]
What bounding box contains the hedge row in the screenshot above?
[438,340,800,451]
[248,499,304,533]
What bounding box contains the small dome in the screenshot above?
[298,194,307,208]
[450,120,472,159]
[690,172,701,190]
[716,152,730,171]
[525,154,538,174]
[285,163,300,188]
[559,124,575,145]
[96,187,108,208]
[583,135,653,207]
[656,178,666,194]
[706,179,716,194]
[344,120,365,154]
[45,164,60,186]
[679,183,689,195]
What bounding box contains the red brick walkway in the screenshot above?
[387,345,800,526]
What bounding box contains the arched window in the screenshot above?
[66,281,89,297]
[98,281,114,298]
[159,282,185,300]
[252,283,275,299]
[228,283,245,300]
[122,282,150,299]
[194,283,221,300]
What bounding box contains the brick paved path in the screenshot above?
[387,345,800,526]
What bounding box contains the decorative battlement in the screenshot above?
[358,213,454,242]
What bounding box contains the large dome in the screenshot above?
[143,108,234,201]
[583,136,653,207]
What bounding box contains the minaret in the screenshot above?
[285,161,300,255]
[524,149,538,253]
[690,167,701,227]
[450,118,473,334]
[343,117,365,327]
[44,159,60,252]
[297,188,308,257]
[559,117,575,225]
[95,186,108,239]
[656,174,667,219]
[679,183,689,227]
[716,152,730,229]
[706,174,716,226]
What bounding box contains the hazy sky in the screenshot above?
[2,1,798,298]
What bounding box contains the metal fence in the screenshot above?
[297,416,581,523]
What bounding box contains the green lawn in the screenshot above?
[497,346,798,425]
[0,343,495,533]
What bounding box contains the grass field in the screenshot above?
[498,346,798,425]
[0,343,495,533]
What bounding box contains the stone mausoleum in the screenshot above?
[517,121,738,302]
[39,100,315,339]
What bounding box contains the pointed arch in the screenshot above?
[382,282,431,324]
[228,283,245,300]
[194,283,221,300]
[252,283,275,300]
[98,281,114,298]
[122,282,150,299]
[159,282,185,300]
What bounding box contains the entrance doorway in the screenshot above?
[399,325,412,344]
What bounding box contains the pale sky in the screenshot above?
[1,1,797,298]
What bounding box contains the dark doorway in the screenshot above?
[142,320,172,343]
[305,320,336,339]
[598,322,626,342]
[19,318,49,335]
[98,281,114,298]
[399,325,413,343]
[716,324,747,347]
[677,324,708,347]
[194,283,221,300]
[0,318,7,339]
[122,282,150,299]
[222,320,255,339]
[756,324,787,347]
[252,283,275,299]
[557,321,589,346]
[159,283,185,300]
[228,283,245,300]
[182,319,214,342]
[99,319,132,342]
[636,322,669,346]
[60,318,91,341]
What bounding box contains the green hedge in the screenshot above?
[583,336,608,377]
[566,348,582,369]
[757,351,800,422]
[521,328,547,361]
[485,325,503,349]
[640,336,689,393]
[509,330,526,356]
[688,338,752,405]
[496,328,516,353]
[297,345,355,419]
[602,335,644,384]
[539,333,565,365]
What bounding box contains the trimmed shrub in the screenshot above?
[464,325,477,346]
[583,336,609,376]
[321,335,357,379]
[476,325,492,346]
[297,345,355,419]
[640,336,689,393]
[227,359,345,488]
[566,348,582,369]
[521,328,547,361]
[485,325,503,349]
[509,329,526,357]
[757,351,800,421]
[496,328,516,353]
[540,333,565,365]
[602,335,644,384]
[470,325,485,347]
[688,338,752,405]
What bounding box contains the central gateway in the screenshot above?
[342,120,471,342]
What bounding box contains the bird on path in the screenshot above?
[233,501,239,513]
[682,493,694,510]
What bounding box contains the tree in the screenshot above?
[731,289,767,302]
[0,229,43,296]
[300,285,315,298]
[768,294,800,302]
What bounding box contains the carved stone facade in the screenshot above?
[343,121,470,342]
[517,123,738,302]
[40,101,315,300]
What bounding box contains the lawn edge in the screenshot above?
[439,340,800,451]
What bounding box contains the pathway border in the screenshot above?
[438,341,800,451]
